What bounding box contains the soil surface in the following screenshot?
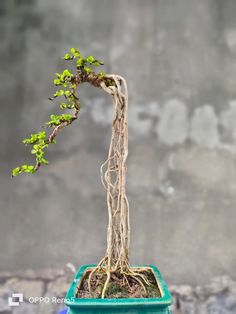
[76,268,161,299]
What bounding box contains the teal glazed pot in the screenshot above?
[64,264,172,314]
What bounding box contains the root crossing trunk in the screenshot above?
[87,75,150,298]
[100,75,130,271]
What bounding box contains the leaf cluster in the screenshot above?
[46,114,72,127]
[12,47,105,177]
[63,48,104,75]
[12,131,49,176]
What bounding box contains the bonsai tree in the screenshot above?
[12,48,160,299]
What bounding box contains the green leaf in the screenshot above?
[54,90,65,97]
[38,131,46,139]
[27,165,35,173]
[68,102,75,109]
[84,67,92,73]
[93,60,104,66]
[54,79,61,85]
[86,56,95,63]
[70,48,80,57]
[63,69,72,77]
[12,167,21,177]
[64,90,71,97]
[63,53,73,60]
[62,114,72,121]
[60,103,67,109]
[41,158,49,165]
[76,58,84,67]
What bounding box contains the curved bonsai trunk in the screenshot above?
[100,76,130,272]
[87,75,142,298]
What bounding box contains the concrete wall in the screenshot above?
[1,0,236,286]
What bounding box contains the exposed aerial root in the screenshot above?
[101,270,111,299]
[84,74,155,299]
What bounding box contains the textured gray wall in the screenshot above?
[1,0,236,286]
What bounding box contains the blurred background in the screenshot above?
[1,0,236,313]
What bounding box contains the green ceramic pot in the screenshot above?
[65,264,172,314]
